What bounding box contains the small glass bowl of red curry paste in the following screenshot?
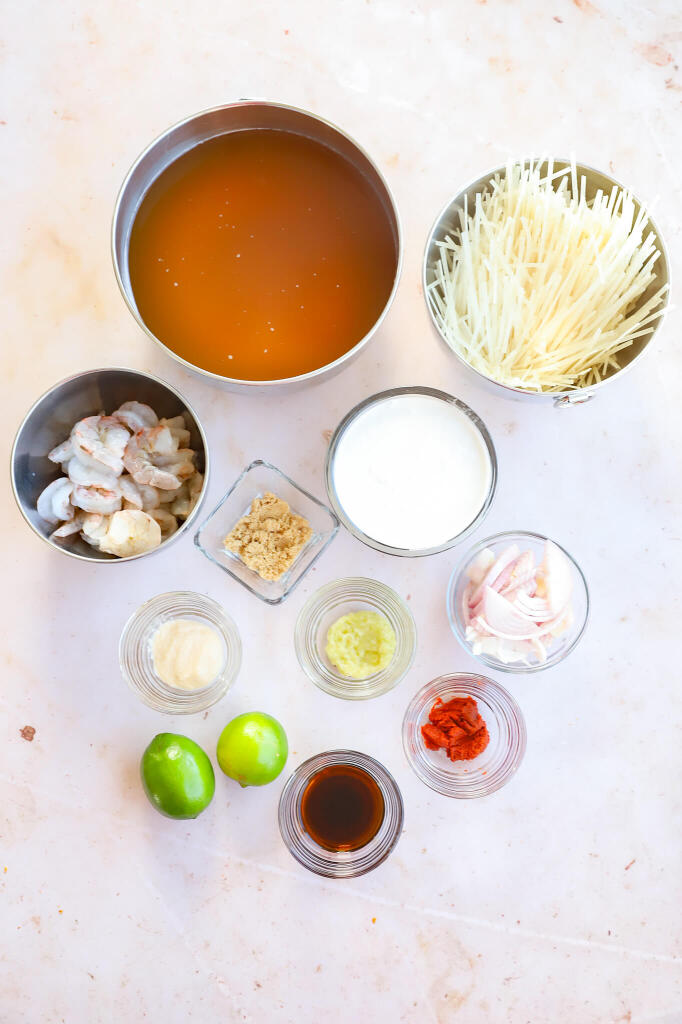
[402,673,526,798]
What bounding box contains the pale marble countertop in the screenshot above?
[3,1,682,1021]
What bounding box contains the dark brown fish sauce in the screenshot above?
[300,763,385,852]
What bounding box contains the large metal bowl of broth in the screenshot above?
[112,101,402,393]
[422,160,670,407]
[11,367,209,562]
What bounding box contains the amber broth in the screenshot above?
[128,130,397,380]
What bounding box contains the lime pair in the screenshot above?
[141,712,288,820]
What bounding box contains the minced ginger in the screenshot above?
[325,611,396,680]
[223,492,313,581]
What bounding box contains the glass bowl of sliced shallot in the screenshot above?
[447,531,589,673]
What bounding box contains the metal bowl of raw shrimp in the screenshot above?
[10,367,209,562]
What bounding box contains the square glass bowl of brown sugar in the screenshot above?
[194,460,339,604]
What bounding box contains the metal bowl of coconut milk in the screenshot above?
[325,386,497,557]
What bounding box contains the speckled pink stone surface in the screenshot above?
[3,2,682,1020]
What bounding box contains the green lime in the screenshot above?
[140,733,215,819]
[216,712,288,788]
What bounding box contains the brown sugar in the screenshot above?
[223,492,313,581]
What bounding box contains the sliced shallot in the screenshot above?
[460,539,575,665]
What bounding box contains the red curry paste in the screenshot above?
[421,696,489,761]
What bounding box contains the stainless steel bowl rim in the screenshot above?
[324,385,498,557]
[10,365,210,563]
[112,99,404,389]
[422,157,672,403]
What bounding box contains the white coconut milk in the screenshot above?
[331,394,493,551]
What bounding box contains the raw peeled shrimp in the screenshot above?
[50,516,83,540]
[71,416,130,475]
[168,480,190,517]
[159,415,185,430]
[152,448,195,468]
[119,475,143,509]
[120,475,161,511]
[48,438,74,464]
[139,484,160,510]
[37,478,74,525]
[99,509,161,557]
[148,508,179,540]
[170,472,203,518]
[80,512,111,549]
[67,458,120,490]
[71,484,122,515]
[150,449,195,483]
[138,424,176,455]
[123,426,187,490]
[113,401,158,433]
[38,398,199,557]
[188,472,203,501]
[160,415,191,449]
[158,483,185,504]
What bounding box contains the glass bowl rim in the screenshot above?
[324,386,498,557]
[446,529,590,674]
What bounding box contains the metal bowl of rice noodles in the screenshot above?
[422,158,670,407]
